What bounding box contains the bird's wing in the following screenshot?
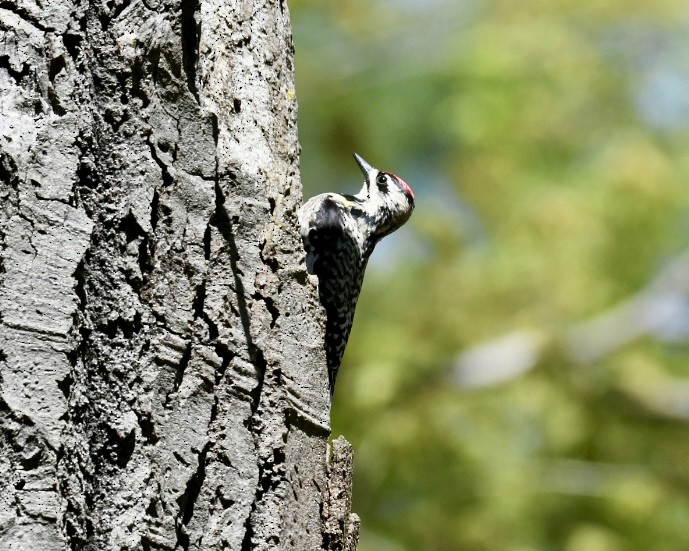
[299,196,365,393]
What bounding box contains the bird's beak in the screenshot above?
[353,153,375,178]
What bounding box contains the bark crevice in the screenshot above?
[180,0,200,103]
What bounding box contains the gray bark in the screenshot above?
[0,0,358,549]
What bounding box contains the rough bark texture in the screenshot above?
[322,438,360,551]
[0,0,356,549]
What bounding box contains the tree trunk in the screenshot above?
[0,0,358,549]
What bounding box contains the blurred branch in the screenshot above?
[565,249,689,364]
[451,330,547,388]
[452,250,689,410]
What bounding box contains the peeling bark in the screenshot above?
[0,0,356,549]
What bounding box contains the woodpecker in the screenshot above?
[298,153,415,395]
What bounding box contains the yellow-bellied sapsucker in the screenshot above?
[298,153,415,395]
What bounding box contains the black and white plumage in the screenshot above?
[298,153,415,395]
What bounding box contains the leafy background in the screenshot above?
[291,1,689,550]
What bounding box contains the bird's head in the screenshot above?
[353,152,415,237]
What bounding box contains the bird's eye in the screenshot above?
[376,173,389,193]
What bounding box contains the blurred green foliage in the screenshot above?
[291,1,689,549]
